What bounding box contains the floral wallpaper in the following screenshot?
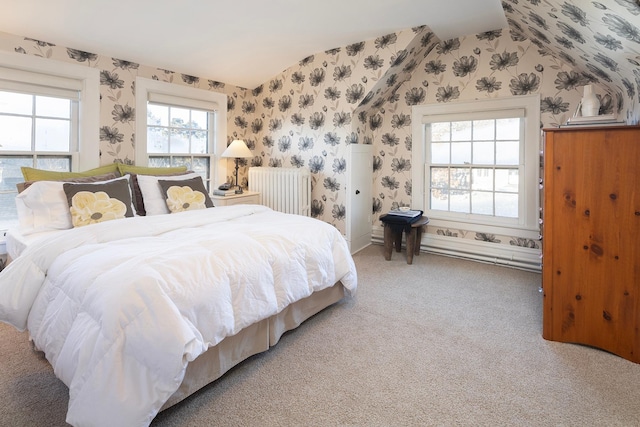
[0,0,638,258]
[0,30,246,169]
[503,0,640,125]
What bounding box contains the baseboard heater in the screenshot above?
[372,226,541,272]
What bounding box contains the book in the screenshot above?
[565,113,619,125]
[385,209,422,218]
[212,189,236,196]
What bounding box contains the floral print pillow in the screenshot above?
[157,176,213,213]
[63,178,135,227]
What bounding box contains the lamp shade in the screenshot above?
[222,139,253,158]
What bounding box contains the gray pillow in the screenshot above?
[157,176,214,213]
[63,178,134,227]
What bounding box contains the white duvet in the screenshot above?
[0,205,357,427]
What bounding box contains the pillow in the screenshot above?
[21,164,120,181]
[127,170,192,216]
[15,174,126,235]
[158,176,214,213]
[63,178,135,228]
[116,164,187,177]
[18,172,118,193]
[137,172,202,215]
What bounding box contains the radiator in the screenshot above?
[248,167,311,216]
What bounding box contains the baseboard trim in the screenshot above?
[371,225,541,272]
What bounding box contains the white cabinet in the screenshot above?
[346,144,373,254]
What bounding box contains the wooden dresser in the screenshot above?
[542,125,640,363]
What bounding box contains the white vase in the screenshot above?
[581,85,600,117]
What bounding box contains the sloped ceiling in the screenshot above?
[501,0,640,121]
[0,0,508,90]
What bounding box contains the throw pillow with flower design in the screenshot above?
[63,177,135,227]
[157,176,213,213]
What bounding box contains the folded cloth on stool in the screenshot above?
[380,210,424,234]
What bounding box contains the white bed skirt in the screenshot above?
[161,282,346,410]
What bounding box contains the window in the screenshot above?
[135,78,228,190]
[412,95,540,238]
[428,116,522,219]
[146,100,212,188]
[0,52,99,230]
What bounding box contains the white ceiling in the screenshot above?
[0,0,507,89]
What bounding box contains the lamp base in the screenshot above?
[235,186,244,194]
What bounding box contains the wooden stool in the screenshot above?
[383,216,429,264]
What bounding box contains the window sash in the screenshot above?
[425,116,524,224]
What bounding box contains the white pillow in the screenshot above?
[15,176,133,235]
[136,173,201,215]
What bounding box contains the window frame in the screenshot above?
[135,77,228,187]
[0,52,100,230]
[411,95,540,239]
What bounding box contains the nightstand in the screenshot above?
[211,191,260,207]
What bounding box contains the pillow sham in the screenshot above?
[63,177,135,228]
[157,176,214,213]
[136,172,202,215]
[15,174,126,235]
[21,164,120,181]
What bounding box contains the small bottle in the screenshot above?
[581,85,600,117]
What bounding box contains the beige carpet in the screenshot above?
[1,244,639,426]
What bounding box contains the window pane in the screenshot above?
[170,107,190,127]
[450,190,469,213]
[430,122,450,141]
[496,141,519,165]
[36,96,70,119]
[451,168,470,190]
[473,120,494,140]
[0,91,32,115]
[473,141,494,164]
[148,104,168,126]
[148,156,171,168]
[430,167,449,189]
[0,156,32,192]
[191,130,207,154]
[451,142,470,164]
[471,191,493,215]
[148,126,168,153]
[430,188,449,210]
[495,169,518,192]
[472,168,493,191]
[35,118,70,151]
[431,142,450,163]
[35,156,71,171]
[451,121,471,141]
[191,157,209,177]
[170,128,189,153]
[172,156,191,169]
[495,192,518,217]
[0,116,32,151]
[496,118,520,140]
[190,110,207,130]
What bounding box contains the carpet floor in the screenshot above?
[1,244,639,426]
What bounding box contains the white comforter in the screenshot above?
[0,205,357,427]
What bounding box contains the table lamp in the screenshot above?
[221,139,253,194]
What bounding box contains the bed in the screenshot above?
[0,176,358,427]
